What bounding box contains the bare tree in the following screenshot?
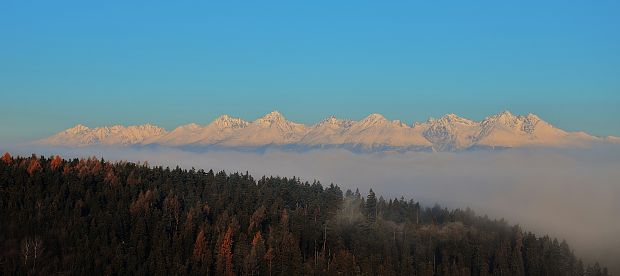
[32,237,44,271]
[21,237,44,272]
[20,239,31,267]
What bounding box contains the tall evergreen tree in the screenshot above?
[0,153,608,275]
[366,189,377,222]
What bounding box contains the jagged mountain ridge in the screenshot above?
[38,111,617,152]
[40,124,167,146]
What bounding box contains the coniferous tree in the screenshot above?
[0,153,608,275]
[366,189,377,222]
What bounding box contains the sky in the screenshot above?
[1,1,619,144]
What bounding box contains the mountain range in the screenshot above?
[37,111,618,152]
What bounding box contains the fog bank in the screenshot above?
[4,145,620,273]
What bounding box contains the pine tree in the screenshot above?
[366,189,377,222]
[0,154,609,275]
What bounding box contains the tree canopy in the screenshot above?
[0,154,609,275]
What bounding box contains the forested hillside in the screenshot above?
[0,153,609,275]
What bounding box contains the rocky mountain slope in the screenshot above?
[38,111,616,152]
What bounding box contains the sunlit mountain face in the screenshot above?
[2,0,619,275]
[38,111,616,152]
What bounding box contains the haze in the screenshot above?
[6,144,619,273]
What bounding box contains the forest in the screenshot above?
[0,153,610,275]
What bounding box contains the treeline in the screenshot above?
[0,153,609,275]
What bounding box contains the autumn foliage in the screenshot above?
[192,228,210,262]
[26,158,41,175]
[217,226,235,276]
[0,154,609,275]
[251,232,262,247]
[1,152,11,165]
[50,155,62,170]
[129,190,155,215]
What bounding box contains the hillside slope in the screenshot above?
[0,153,609,275]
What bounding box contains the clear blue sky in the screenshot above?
[1,1,619,143]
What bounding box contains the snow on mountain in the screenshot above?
[420,114,480,151]
[145,123,205,146]
[607,136,620,143]
[300,115,354,145]
[341,114,432,149]
[475,111,598,147]
[219,111,308,146]
[39,124,167,146]
[150,115,250,146]
[38,111,612,151]
[194,115,250,145]
[299,114,432,150]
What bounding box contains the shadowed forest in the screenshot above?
[0,153,609,275]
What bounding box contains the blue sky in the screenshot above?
[1,1,619,143]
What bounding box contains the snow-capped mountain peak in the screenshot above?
[211,115,249,129]
[525,113,541,121]
[251,111,304,131]
[442,113,461,120]
[318,115,339,125]
[180,123,202,130]
[498,110,514,117]
[421,114,481,151]
[362,113,386,122]
[317,115,353,128]
[357,113,391,128]
[480,111,545,133]
[437,113,478,126]
[483,111,517,124]
[66,124,90,134]
[472,111,595,147]
[37,111,613,151]
[256,111,286,124]
[40,124,167,146]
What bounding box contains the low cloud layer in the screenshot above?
[4,144,620,273]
